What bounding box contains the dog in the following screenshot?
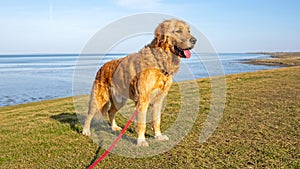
[82,19,197,146]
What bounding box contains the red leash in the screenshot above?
[87,110,138,169]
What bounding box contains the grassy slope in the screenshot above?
[1,66,299,168]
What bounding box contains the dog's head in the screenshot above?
[154,19,197,58]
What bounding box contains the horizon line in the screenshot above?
[1,51,299,56]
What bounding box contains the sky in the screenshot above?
[0,0,299,54]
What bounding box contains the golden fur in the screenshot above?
[82,19,196,146]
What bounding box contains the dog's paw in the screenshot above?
[82,128,91,136]
[112,126,122,131]
[154,135,169,141]
[137,139,149,147]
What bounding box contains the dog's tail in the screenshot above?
[86,84,100,119]
[88,59,122,120]
[88,70,110,120]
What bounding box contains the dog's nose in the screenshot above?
[190,37,197,45]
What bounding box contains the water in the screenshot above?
[0,53,279,107]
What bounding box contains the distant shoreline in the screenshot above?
[245,52,300,67]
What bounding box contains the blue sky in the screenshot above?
[0,0,299,54]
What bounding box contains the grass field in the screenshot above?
[1,66,300,168]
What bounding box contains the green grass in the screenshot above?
[1,66,300,168]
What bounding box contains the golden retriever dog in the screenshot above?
[82,19,197,146]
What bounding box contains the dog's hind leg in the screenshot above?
[108,99,127,131]
[82,82,109,136]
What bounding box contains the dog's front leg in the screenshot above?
[151,95,169,141]
[136,99,149,147]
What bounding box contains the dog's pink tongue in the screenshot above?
[183,50,191,58]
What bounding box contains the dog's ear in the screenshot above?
[155,20,170,38]
[153,20,171,48]
[154,23,164,42]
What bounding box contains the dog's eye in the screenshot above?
[175,30,182,33]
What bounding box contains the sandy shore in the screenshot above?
[246,52,300,67]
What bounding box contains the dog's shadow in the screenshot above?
[51,112,160,166]
[50,112,83,133]
[50,112,139,145]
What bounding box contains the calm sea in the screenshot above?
[0,53,279,107]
